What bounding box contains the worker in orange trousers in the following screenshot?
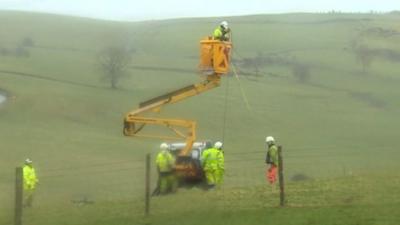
[265,136,278,184]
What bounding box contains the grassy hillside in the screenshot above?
[1,11,400,224]
[1,174,399,225]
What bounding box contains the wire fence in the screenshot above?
[0,144,397,192]
[0,144,397,184]
[1,145,399,225]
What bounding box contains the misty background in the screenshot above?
[0,0,399,21]
[1,1,400,224]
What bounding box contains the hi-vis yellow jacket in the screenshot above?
[201,148,224,171]
[23,165,39,190]
[156,150,175,173]
[213,26,230,41]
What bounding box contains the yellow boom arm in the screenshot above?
[123,39,232,157]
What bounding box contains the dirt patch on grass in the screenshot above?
[308,83,387,109]
[348,91,387,108]
[291,173,313,182]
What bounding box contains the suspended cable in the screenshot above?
[221,71,230,143]
[231,62,253,112]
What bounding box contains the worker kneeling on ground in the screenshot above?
[213,21,231,41]
[156,143,177,194]
[23,158,39,207]
[265,136,278,184]
[201,141,224,189]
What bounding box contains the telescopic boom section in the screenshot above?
[123,39,232,156]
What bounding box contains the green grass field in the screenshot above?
[1,11,400,225]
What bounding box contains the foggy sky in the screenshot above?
[0,0,399,21]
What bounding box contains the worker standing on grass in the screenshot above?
[23,158,39,207]
[213,21,231,41]
[214,142,225,185]
[155,143,177,194]
[265,136,278,184]
[201,141,224,189]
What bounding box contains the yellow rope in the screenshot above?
[231,63,253,112]
[221,73,230,142]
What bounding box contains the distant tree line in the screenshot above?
[351,43,400,74]
[350,25,400,74]
[0,37,35,58]
[359,27,400,38]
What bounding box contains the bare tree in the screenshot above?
[354,44,374,74]
[0,47,10,56]
[97,46,132,89]
[14,46,30,58]
[21,37,35,47]
[292,63,311,83]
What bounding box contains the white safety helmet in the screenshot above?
[220,21,229,29]
[214,141,223,149]
[160,143,169,150]
[25,158,33,164]
[265,136,275,144]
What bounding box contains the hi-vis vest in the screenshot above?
[156,151,175,173]
[23,165,38,190]
[201,148,224,171]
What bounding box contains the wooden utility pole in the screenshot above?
[145,154,151,216]
[278,146,285,207]
[15,167,23,225]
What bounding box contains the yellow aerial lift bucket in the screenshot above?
[199,38,232,75]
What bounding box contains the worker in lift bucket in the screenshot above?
[265,136,278,185]
[213,21,231,41]
[155,143,177,194]
[201,141,224,189]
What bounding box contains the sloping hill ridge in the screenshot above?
[0,11,400,225]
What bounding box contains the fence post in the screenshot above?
[145,154,151,216]
[15,167,23,225]
[278,146,285,207]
